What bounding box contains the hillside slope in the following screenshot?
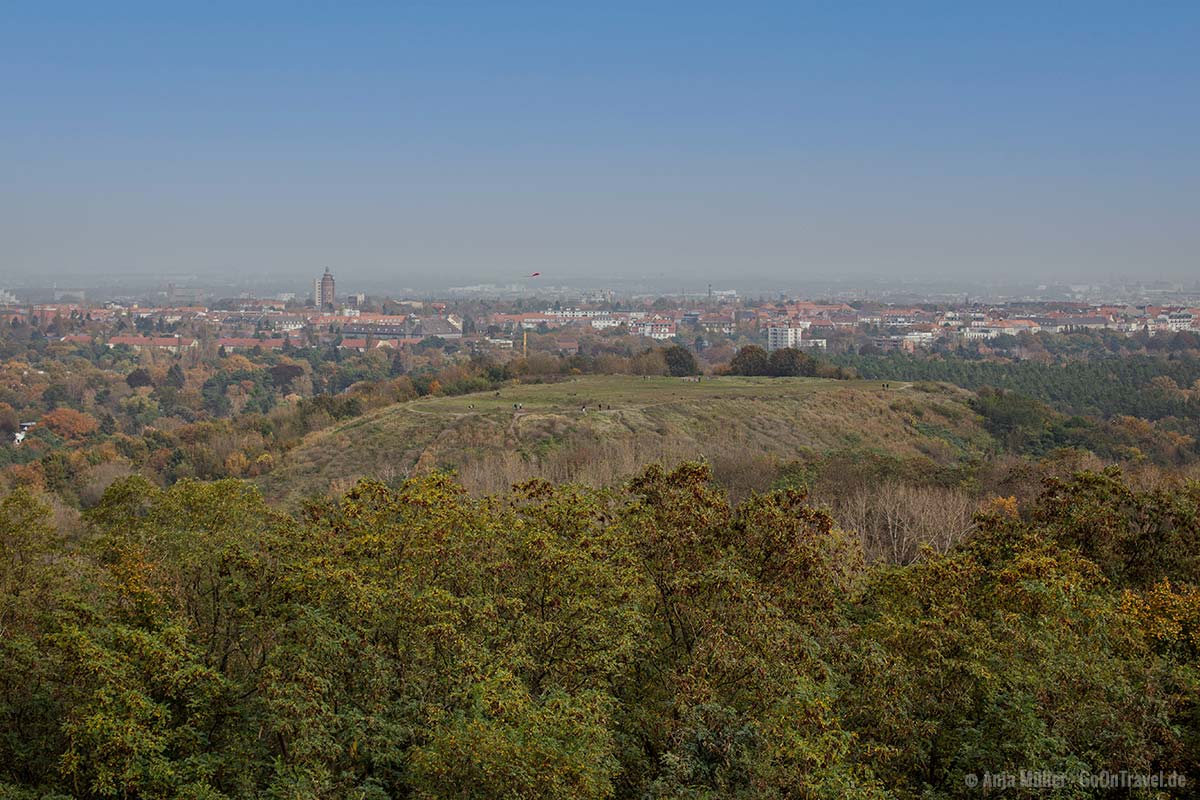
[259,375,993,504]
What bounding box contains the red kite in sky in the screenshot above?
[527,272,541,277]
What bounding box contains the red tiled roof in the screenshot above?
[218,337,287,349]
[109,336,197,347]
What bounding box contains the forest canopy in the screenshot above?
[1,463,1198,799]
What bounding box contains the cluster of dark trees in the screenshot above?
[727,345,849,378]
[1,463,1197,798]
[838,353,1200,421]
[968,386,1198,464]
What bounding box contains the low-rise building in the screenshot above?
[635,320,676,340]
[107,335,198,353]
[217,337,289,351]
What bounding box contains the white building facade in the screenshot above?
[766,326,805,351]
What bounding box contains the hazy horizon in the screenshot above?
[3,2,1198,285]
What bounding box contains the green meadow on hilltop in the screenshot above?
[260,375,993,503]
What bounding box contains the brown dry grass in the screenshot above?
[259,376,993,507]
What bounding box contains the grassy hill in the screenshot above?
[259,375,994,505]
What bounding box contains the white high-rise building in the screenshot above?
[766,326,804,351]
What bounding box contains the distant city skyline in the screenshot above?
[2,2,1198,283]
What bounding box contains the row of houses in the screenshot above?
[773,307,1199,349]
[62,329,449,355]
[489,308,747,341]
[27,296,1200,358]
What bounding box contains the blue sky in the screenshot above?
[3,2,1198,285]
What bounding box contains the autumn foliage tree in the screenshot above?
[0,403,17,435]
[39,407,99,440]
[0,465,1197,798]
